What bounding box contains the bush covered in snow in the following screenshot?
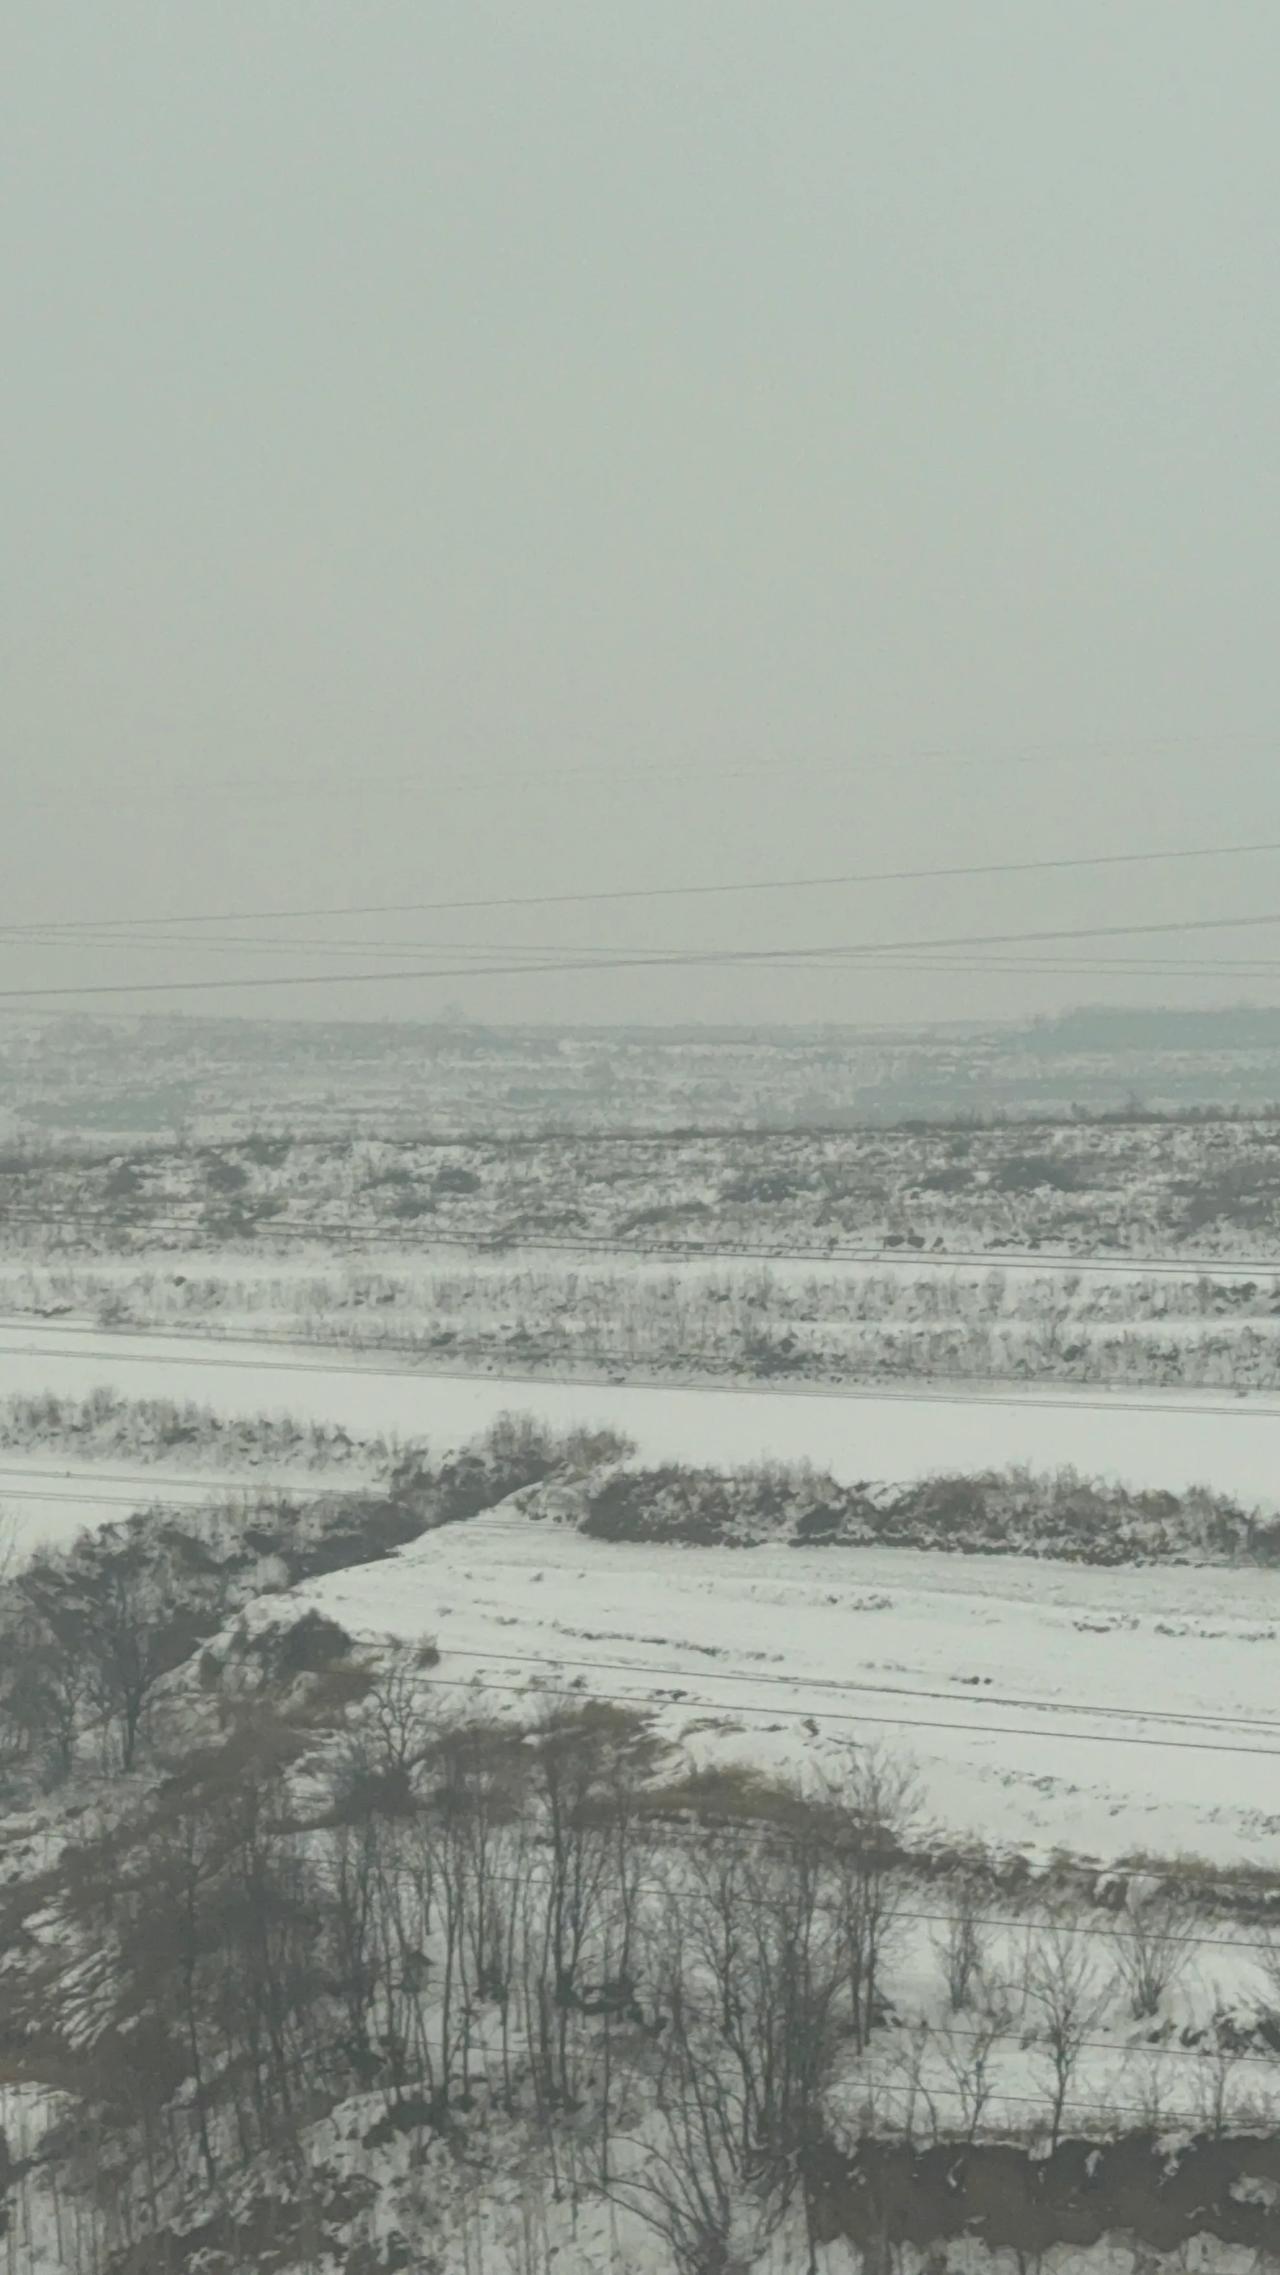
[577,1459,1273,1564]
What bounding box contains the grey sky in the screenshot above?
[4,2,1280,1025]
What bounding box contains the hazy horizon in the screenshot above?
[6,4,1280,1025]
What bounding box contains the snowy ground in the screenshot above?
[7,1324,1280,1866]
[3,1321,1280,1504]
[0,1449,374,1556]
[291,1500,1280,1870]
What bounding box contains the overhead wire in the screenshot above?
[17,918,1280,987]
[6,831,1280,938]
[416,1644,1280,1741]
[5,1199,1280,1278]
[14,875,1280,1007]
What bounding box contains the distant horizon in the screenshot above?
[10,998,1280,1040]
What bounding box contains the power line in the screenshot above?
[417,1643,1280,1743]
[8,833,1280,938]
[16,922,1280,980]
[7,1201,1280,1280]
[289,1861,1280,1977]
[378,1666,1280,1763]
[9,896,1280,1002]
[931,2021,1278,2073]
[248,2028,1280,2130]
[19,922,1280,989]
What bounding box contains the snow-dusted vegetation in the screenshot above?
[6,1250,1280,1393]
[7,1111,1280,1407]
[7,1112,1280,1259]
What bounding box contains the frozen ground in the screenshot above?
[4,1321,1280,1503]
[292,1500,1280,1870]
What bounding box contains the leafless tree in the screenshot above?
[934,1871,991,2012]
[21,1542,205,1771]
[883,2019,941,2146]
[1111,1885,1194,2020]
[523,1702,655,2107]
[361,1638,440,1792]
[1192,2020,1248,2138]
[820,1745,921,2050]
[608,1921,785,2275]
[1023,1920,1112,2149]
[937,2013,1003,2143]
[1,1605,89,1777]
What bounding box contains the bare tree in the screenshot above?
[131,1793,226,2190]
[933,1871,991,2012]
[937,2013,1003,2143]
[361,1638,440,1794]
[1193,2028,1246,2138]
[1023,1920,1111,2150]
[323,1812,383,2080]
[821,1745,921,2050]
[523,1701,656,2107]
[20,1540,208,1771]
[1111,1885,1194,2020]
[608,1922,786,2275]
[1255,1928,1280,2021]
[1,1605,89,1777]
[883,2019,940,2147]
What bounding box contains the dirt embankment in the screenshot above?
[809,2127,1280,2261]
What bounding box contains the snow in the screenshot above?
[4,1321,1280,1503]
[292,1502,1280,1870]
[0,1450,354,1556]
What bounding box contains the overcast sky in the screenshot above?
[4,2,1280,1026]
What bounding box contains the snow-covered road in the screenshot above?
[3,1321,1280,1502]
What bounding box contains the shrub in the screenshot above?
[249,1610,356,1682]
[433,1165,481,1194]
[992,1153,1085,1194]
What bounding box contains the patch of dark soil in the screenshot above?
[808,2126,1280,2259]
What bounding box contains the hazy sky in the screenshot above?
[5,2,1280,1025]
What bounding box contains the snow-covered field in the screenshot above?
[288,1498,1280,1870]
[7,1322,1280,1865]
[4,1320,1280,1503]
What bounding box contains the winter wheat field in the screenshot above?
[8,1022,1280,2270]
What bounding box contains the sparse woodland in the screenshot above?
[4,1439,1280,2272]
